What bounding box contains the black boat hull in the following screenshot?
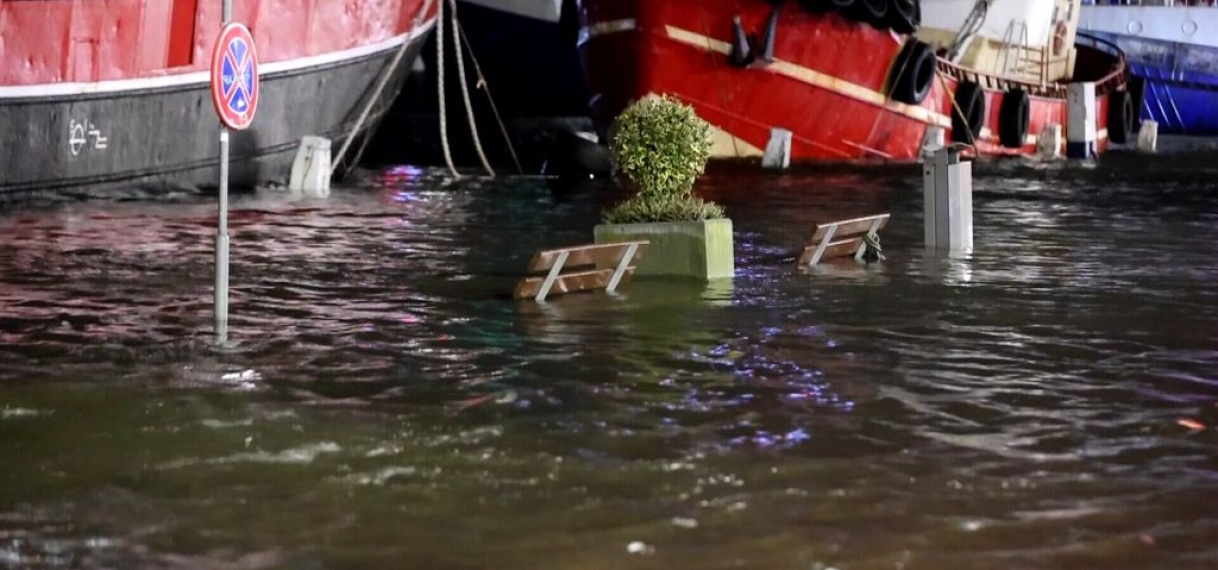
[0,30,432,202]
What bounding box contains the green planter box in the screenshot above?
[593,218,734,281]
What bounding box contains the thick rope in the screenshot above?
[448,0,495,177]
[863,232,885,262]
[455,18,523,175]
[436,0,459,177]
[332,0,436,177]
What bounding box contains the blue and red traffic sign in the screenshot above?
[210,23,259,130]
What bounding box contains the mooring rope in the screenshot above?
[448,0,495,178]
[454,18,523,175]
[331,0,437,178]
[863,231,885,262]
[936,69,979,149]
[436,0,460,177]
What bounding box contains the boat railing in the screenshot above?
[1075,31,1124,59]
[1081,1,1217,6]
[1076,31,1130,94]
[936,54,1069,98]
[936,32,1130,98]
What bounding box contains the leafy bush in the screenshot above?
[603,94,724,223]
[601,194,725,225]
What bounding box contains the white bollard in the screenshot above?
[1037,124,1062,158]
[1066,82,1097,159]
[289,136,332,197]
[761,127,791,169]
[922,145,973,252]
[1136,120,1158,153]
[919,125,946,164]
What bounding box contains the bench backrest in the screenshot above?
[798,213,889,266]
[515,241,650,301]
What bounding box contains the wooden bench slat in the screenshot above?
[809,214,890,243]
[798,238,864,266]
[526,241,650,272]
[799,213,889,267]
[513,267,637,299]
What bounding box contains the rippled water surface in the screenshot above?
[2,155,1217,569]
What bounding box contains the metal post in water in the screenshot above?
[215,0,233,346]
[215,129,230,345]
[922,145,973,253]
[1066,82,1097,159]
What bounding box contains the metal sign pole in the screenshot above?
[215,0,233,346]
[215,129,230,345]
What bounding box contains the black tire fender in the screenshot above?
[846,0,889,27]
[887,39,936,105]
[1107,89,1134,144]
[951,80,986,144]
[885,0,919,34]
[998,88,1031,148]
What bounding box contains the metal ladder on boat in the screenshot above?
[1000,19,1049,83]
[1000,20,1029,76]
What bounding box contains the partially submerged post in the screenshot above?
[289,136,333,197]
[1137,120,1159,153]
[762,128,791,170]
[919,125,945,164]
[1066,82,1097,159]
[922,145,972,252]
[1037,124,1063,158]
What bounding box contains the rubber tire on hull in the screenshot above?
[1108,89,1134,144]
[887,39,936,105]
[998,88,1031,148]
[885,0,920,34]
[798,0,835,13]
[951,81,986,144]
[846,0,889,28]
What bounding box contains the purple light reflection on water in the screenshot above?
[729,427,812,449]
[386,165,427,178]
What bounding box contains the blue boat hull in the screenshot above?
[1088,30,1218,135]
[1131,64,1218,135]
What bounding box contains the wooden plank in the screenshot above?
[526,241,649,272]
[513,268,637,300]
[798,238,864,265]
[809,214,890,243]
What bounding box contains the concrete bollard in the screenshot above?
[1037,124,1062,158]
[919,125,946,164]
[922,145,973,252]
[1137,120,1158,153]
[762,127,791,169]
[1066,82,1097,159]
[289,136,332,197]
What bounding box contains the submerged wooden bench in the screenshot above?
[797,213,890,266]
[514,241,650,302]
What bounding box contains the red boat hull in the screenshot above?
[576,0,1127,163]
[0,0,437,199]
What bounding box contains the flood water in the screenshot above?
[1,153,1216,569]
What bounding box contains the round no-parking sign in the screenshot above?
[209,22,259,130]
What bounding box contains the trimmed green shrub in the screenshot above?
[602,94,724,223]
[602,194,725,225]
